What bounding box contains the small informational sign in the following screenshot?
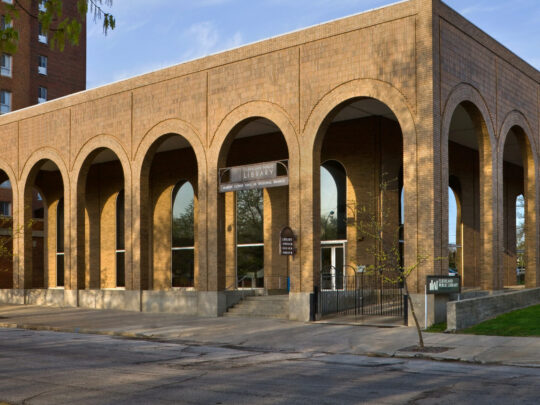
[426,275,461,294]
[280,226,296,256]
[219,160,289,192]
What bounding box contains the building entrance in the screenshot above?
[321,240,346,290]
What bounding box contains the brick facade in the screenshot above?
[0,0,537,323]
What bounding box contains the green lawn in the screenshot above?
[425,322,447,333]
[460,304,540,336]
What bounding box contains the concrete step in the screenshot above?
[225,295,289,319]
[243,295,289,302]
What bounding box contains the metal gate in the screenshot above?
[317,266,406,322]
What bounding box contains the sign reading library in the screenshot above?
[219,160,289,192]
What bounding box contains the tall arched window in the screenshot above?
[448,187,459,275]
[56,198,64,287]
[116,190,125,287]
[516,194,525,283]
[320,160,346,289]
[172,181,195,287]
[236,189,264,288]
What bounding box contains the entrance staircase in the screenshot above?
[224,295,289,319]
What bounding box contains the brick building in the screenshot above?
[0,0,86,113]
[0,0,537,325]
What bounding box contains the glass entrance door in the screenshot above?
[321,241,345,290]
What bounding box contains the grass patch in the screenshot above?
[425,322,447,333]
[461,304,540,336]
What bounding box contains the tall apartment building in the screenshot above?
[0,0,86,114]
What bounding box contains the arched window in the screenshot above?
[236,189,264,288]
[0,180,12,216]
[320,161,346,241]
[516,194,525,283]
[172,181,195,287]
[320,160,346,289]
[448,187,458,274]
[116,190,125,287]
[56,198,64,287]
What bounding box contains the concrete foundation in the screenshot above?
[408,293,448,328]
[289,292,312,322]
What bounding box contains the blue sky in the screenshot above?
[87,0,535,244]
[87,0,540,89]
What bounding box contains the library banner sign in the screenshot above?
[219,160,289,192]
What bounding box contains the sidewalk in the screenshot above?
[1,303,540,368]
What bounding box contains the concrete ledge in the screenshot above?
[197,291,227,317]
[143,290,198,314]
[447,287,540,330]
[79,290,140,312]
[289,292,311,322]
[25,289,66,307]
[0,289,24,305]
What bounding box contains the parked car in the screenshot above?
[516,267,525,284]
[448,268,458,277]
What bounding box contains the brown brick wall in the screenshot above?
[0,0,537,300]
[0,0,85,112]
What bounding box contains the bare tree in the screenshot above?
[351,177,428,348]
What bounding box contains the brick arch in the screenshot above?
[498,111,539,288]
[133,119,207,291]
[300,79,420,293]
[71,135,131,183]
[210,101,299,163]
[19,148,70,290]
[206,101,300,294]
[133,118,207,176]
[441,83,499,290]
[0,158,17,191]
[0,159,17,289]
[70,135,133,290]
[303,79,416,154]
[441,83,496,150]
[498,111,536,161]
[20,148,69,193]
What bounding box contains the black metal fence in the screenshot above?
[317,266,406,321]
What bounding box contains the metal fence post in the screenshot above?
[403,294,408,326]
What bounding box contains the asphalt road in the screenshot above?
[1,328,540,405]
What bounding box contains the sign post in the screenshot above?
[426,276,461,295]
[425,275,461,329]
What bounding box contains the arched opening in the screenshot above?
[516,194,525,284]
[23,159,64,289]
[141,134,198,290]
[315,98,403,288]
[218,117,289,293]
[56,197,64,287]
[448,183,462,279]
[78,148,125,289]
[171,181,195,287]
[116,190,125,287]
[447,102,493,288]
[502,126,534,287]
[0,176,13,288]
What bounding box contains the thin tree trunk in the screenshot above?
[404,282,424,348]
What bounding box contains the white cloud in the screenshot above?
[181,21,243,60]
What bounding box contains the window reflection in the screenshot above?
[172,181,195,287]
[236,189,264,288]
